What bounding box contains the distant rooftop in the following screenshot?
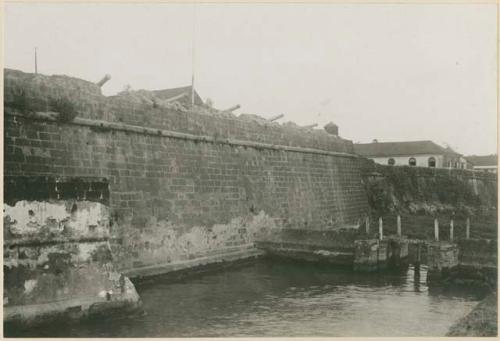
[354,140,460,157]
[465,154,498,167]
[152,85,204,106]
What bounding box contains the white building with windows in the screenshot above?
[354,140,470,169]
[465,154,497,173]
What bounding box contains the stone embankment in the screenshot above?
[447,293,498,337]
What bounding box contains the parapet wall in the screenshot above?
[4,69,353,153]
[4,69,369,277]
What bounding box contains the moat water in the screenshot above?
[8,258,485,337]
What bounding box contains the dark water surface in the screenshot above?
[8,258,485,337]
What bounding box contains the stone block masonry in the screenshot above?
[425,240,497,289]
[4,238,141,328]
[3,182,141,328]
[4,69,370,278]
[353,237,409,271]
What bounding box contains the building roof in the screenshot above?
[465,154,498,167]
[354,140,458,157]
[152,85,204,106]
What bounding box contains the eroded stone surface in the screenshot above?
[4,238,140,327]
[4,200,110,240]
[427,242,459,270]
[112,210,276,273]
[3,198,140,328]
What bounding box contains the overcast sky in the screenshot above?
[5,3,497,155]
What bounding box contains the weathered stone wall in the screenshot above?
[3,187,140,327]
[361,159,497,217]
[4,69,369,277]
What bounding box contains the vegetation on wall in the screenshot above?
[362,161,497,217]
[7,85,78,122]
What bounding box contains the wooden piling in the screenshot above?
[397,215,402,237]
[450,219,454,241]
[466,217,470,239]
[414,243,421,283]
[365,216,370,234]
[379,217,383,240]
[434,218,439,241]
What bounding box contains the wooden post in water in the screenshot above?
[378,217,383,240]
[414,243,421,280]
[449,219,454,241]
[466,217,470,239]
[434,218,439,241]
[397,215,402,237]
[365,216,370,234]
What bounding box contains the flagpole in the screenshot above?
[191,3,197,107]
[34,47,38,74]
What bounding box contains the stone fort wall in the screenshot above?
[4,69,369,277]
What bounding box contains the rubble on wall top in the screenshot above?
[116,88,341,138]
[5,68,102,96]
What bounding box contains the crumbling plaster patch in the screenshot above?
[4,200,110,237]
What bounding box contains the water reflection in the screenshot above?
[6,258,484,337]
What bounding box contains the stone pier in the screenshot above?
[353,239,386,271]
[353,236,409,272]
[426,242,459,285]
[387,237,409,269]
[426,239,497,288]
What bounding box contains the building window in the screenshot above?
[428,157,436,168]
[409,157,416,166]
[388,158,395,166]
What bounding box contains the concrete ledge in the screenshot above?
[121,245,265,279]
[256,241,354,265]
